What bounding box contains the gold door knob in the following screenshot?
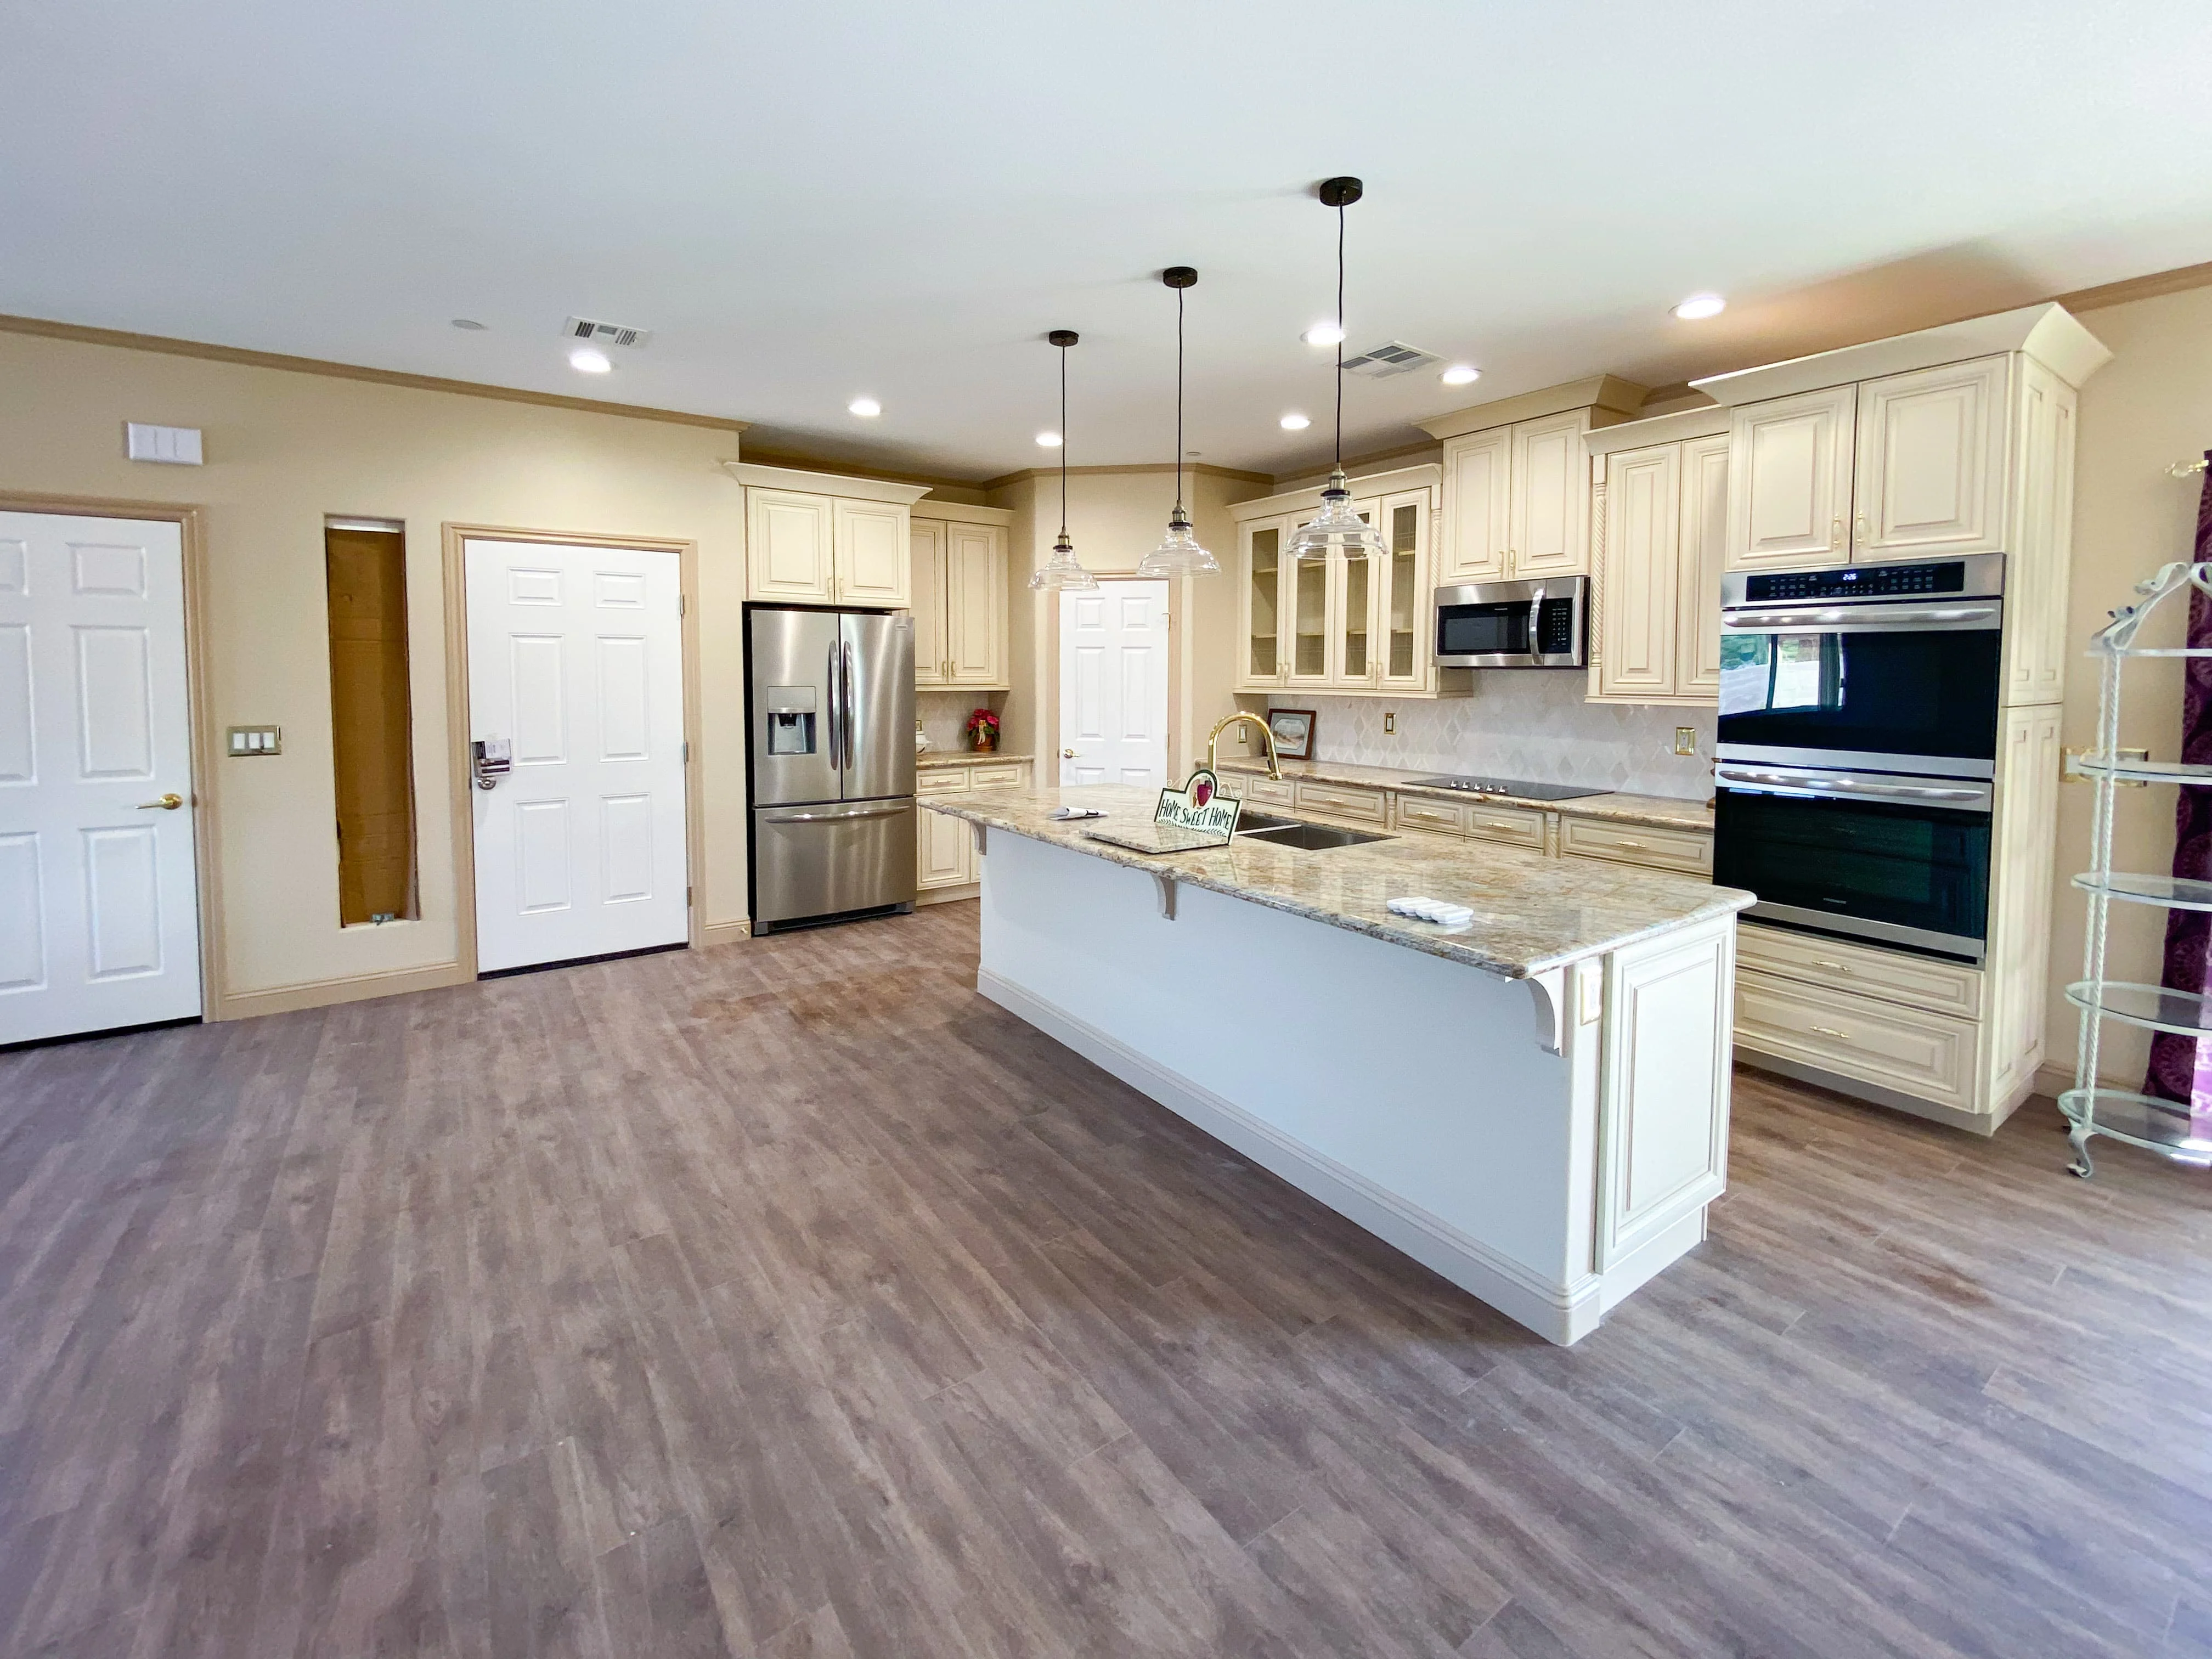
[1062,748,1077,758]
[137,792,184,810]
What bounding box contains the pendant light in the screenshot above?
[1136,266,1220,578]
[1288,177,1387,563]
[1028,329,1099,591]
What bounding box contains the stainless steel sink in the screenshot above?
[1233,813,1392,850]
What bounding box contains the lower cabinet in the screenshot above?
[917,760,1031,900]
[1559,814,1714,877]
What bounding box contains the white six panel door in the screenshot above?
[0,512,201,1044]
[465,540,687,973]
[1059,580,1169,787]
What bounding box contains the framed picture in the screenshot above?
[1267,708,1316,760]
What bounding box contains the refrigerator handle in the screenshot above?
[842,639,857,771]
[823,637,840,768]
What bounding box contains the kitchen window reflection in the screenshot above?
[1719,633,1843,716]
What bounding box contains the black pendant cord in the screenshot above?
[1333,201,1346,472]
[1174,285,1187,515]
[1059,345,1070,539]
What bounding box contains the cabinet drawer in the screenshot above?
[1292,780,1388,823]
[1559,815,1712,876]
[1737,923,1983,1020]
[917,767,970,794]
[1392,794,1470,837]
[1460,802,1547,850]
[968,762,1025,789]
[1735,968,1976,1111]
[1231,773,1295,808]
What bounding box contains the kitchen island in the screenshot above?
[924,782,1756,1344]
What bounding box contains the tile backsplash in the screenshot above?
[916,690,1007,755]
[1264,678,1716,800]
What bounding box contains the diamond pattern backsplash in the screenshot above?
[1267,681,1716,799]
[917,690,1006,755]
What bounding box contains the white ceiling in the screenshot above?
[9,1,2212,482]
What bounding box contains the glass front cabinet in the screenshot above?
[1233,465,1459,697]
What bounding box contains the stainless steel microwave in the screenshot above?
[1434,577,1587,668]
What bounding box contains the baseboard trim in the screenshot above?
[1735,1051,2024,1136]
[215,961,470,1022]
[977,966,1601,1345]
[916,883,980,907]
[700,918,752,945]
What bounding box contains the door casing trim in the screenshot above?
[0,491,221,1021]
[443,523,705,980]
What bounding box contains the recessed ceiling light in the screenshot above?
[451,318,487,331]
[1440,364,1480,386]
[1673,293,1726,320]
[568,346,612,373]
[1280,413,1312,431]
[1035,431,1062,448]
[849,396,882,417]
[1302,321,1345,347]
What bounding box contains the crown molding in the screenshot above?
[0,312,753,433]
[719,460,933,504]
[978,461,1272,493]
[1416,375,1649,442]
[2054,258,2212,313]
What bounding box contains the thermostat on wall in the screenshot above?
[125,422,204,465]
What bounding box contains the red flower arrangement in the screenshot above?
[966,707,1000,752]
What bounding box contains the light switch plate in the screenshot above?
[125,422,205,465]
[1673,727,1697,757]
[227,725,281,756]
[1383,712,1396,734]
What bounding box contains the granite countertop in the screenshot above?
[916,751,1034,769]
[1212,756,1713,833]
[924,783,1751,980]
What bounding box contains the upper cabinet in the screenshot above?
[1691,301,2110,705]
[725,462,930,607]
[1586,411,1730,706]
[1422,376,1646,584]
[1231,465,1465,698]
[1851,357,2009,561]
[911,504,1011,689]
[1724,385,1856,569]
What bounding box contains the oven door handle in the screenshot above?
[1719,603,1999,630]
[1715,766,1991,806]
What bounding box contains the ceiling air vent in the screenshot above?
[562,315,653,349]
[1341,340,1441,379]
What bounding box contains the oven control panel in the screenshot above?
[1743,561,1966,603]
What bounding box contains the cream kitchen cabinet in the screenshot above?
[1694,303,2107,712]
[911,504,1010,689]
[725,461,930,607]
[1421,379,1646,583]
[1585,411,1730,706]
[916,758,1031,900]
[1437,411,1595,582]
[1722,384,1857,571]
[1231,465,1463,696]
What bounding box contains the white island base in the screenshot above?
[975,832,1738,1345]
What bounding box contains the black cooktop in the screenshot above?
[1401,774,1606,802]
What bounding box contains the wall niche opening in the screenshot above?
[324,517,420,925]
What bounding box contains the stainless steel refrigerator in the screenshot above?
[747,606,917,933]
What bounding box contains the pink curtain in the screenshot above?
[2143,452,2212,1135]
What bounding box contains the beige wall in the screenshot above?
[0,329,753,1015]
[990,469,1251,780]
[2045,283,2212,1087]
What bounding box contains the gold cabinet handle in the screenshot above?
[1613,839,1646,849]
[1830,518,1844,549]
[1813,959,1850,973]
[137,792,184,810]
[1810,1024,1849,1039]
[1480,820,1521,832]
[1856,513,1871,540]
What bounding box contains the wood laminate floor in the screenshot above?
[3,900,2210,1658]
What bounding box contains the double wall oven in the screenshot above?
[1713,554,2003,962]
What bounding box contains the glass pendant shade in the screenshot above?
[1029,530,1098,591]
[1288,470,1386,562]
[1136,506,1219,577]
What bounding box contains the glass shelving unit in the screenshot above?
[2066,559,2212,1176]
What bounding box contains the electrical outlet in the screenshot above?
[1383,712,1396,735]
[1673,727,1697,757]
